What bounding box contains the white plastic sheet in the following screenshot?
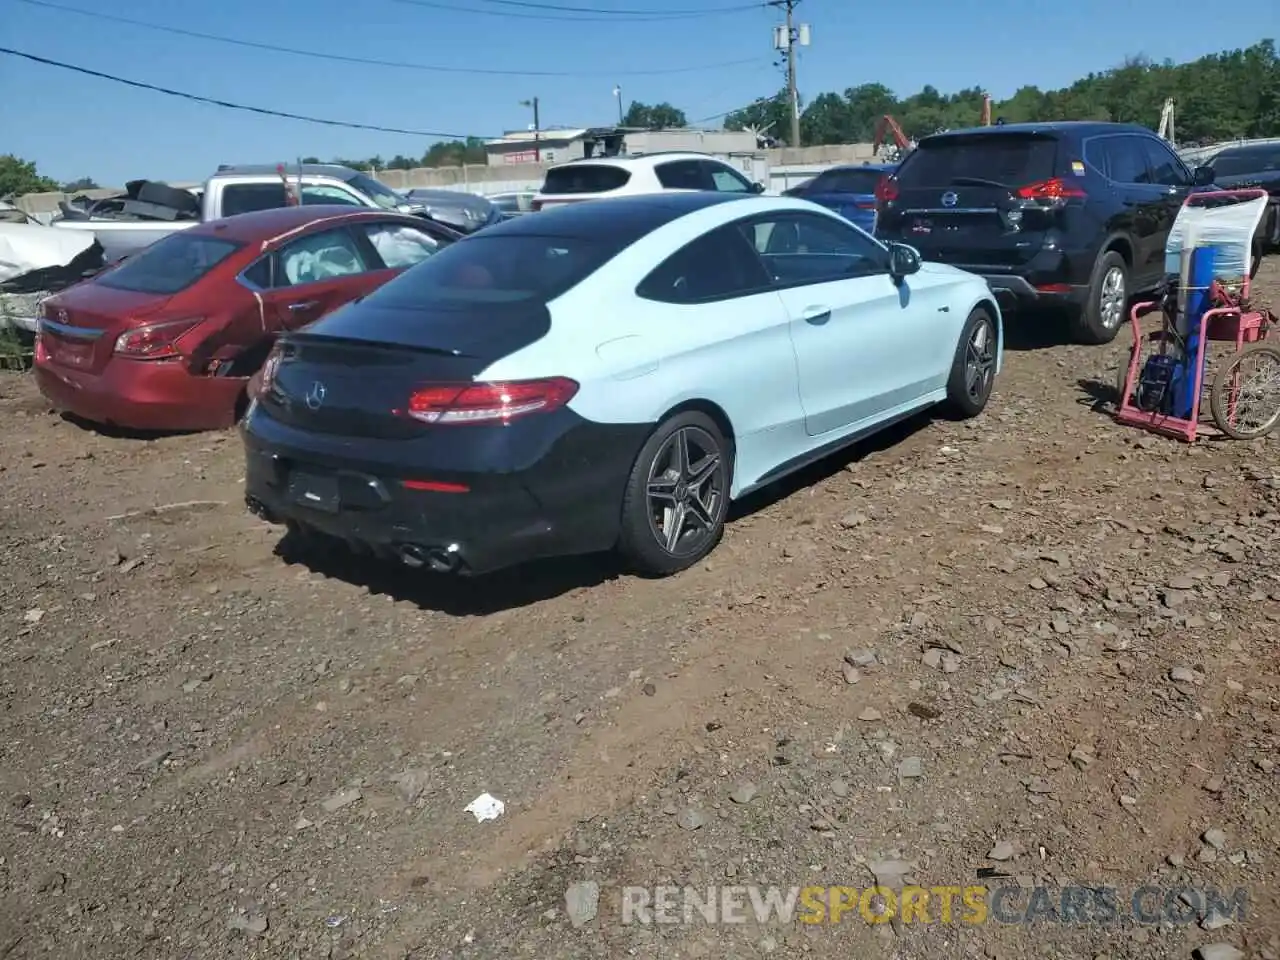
[1164,192,1268,285]
[0,221,95,285]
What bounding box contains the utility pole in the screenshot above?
[520,97,541,158]
[613,85,624,125]
[769,0,809,148]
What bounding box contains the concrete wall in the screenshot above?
[11,143,879,213]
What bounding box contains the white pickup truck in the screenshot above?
[50,164,429,262]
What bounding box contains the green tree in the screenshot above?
[61,176,99,192]
[791,39,1280,147]
[621,101,688,129]
[0,155,58,198]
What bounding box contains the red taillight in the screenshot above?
[259,343,284,394]
[113,317,204,359]
[402,377,579,426]
[874,176,899,203]
[1016,178,1086,201]
[401,479,469,493]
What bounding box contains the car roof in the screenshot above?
[478,192,757,242]
[1215,141,1280,157]
[192,205,419,243]
[213,163,359,179]
[922,121,1156,144]
[547,151,728,170]
[816,162,894,173]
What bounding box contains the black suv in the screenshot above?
[874,122,1215,344]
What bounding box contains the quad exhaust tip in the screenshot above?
[398,543,460,573]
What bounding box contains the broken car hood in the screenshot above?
[0,221,96,285]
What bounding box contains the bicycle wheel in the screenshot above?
[1209,342,1280,440]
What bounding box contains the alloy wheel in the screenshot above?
[645,425,725,557]
[964,315,996,404]
[1099,266,1126,331]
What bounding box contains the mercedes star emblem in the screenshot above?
[304,381,327,411]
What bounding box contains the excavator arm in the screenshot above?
[872,115,910,154]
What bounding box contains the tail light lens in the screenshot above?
[1016,178,1086,201]
[402,377,578,425]
[258,342,284,395]
[114,317,204,359]
[874,176,899,203]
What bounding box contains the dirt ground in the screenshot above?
[2,264,1279,960]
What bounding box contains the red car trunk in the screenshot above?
[39,285,175,374]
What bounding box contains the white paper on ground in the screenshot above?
[464,793,505,822]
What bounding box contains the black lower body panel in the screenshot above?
[241,405,652,575]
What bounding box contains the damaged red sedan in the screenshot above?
[34,206,461,431]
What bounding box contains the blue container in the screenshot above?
[1175,246,1216,420]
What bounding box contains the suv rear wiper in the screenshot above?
[949,176,1011,190]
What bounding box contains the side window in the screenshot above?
[1139,138,1191,187]
[744,213,886,282]
[301,185,366,206]
[1097,136,1150,184]
[636,224,772,304]
[277,228,370,286]
[703,161,752,193]
[241,257,272,289]
[655,160,710,191]
[361,222,443,269]
[221,184,290,217]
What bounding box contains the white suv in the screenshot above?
[531,152,766,211]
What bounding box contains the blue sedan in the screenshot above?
[783,163,897,235]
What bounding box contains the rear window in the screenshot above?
[221,183,292,217]
[1212,148,1280,177]
[541,164,631,195]
[96,232,240,294]
[806,168,887,194]
[364,233,620,306]
[897,134,1059,187]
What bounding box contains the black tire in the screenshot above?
[1072,250,1129,346]
[944,307,998,418]
[136,181,200,215]
[616,411,731,577]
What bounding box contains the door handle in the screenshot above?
[287,300,319,312]
[801,306,832,325]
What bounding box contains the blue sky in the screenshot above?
[1,0,1276,187]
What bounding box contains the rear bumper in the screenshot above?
[240,405,650,576]
[33,354,244,431]
[980,274,1089,309]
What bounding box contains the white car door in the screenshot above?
[740,211,951,437]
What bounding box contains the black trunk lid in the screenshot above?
[880,132,1068,268]
[257,299,550,439]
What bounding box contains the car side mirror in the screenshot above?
[888,243,921,280]
[1192,165,1215,187]
[750,181,766,194]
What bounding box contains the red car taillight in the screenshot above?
[113,317,204,359]
[401,377,578,425]
[258,342,284,395]
[1016,177,1086,201]
[874,176,899,203]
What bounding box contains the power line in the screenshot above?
[390,0,760,21]
[0,47,493,139]
[11,0,760,75]
[461,0,758,13]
